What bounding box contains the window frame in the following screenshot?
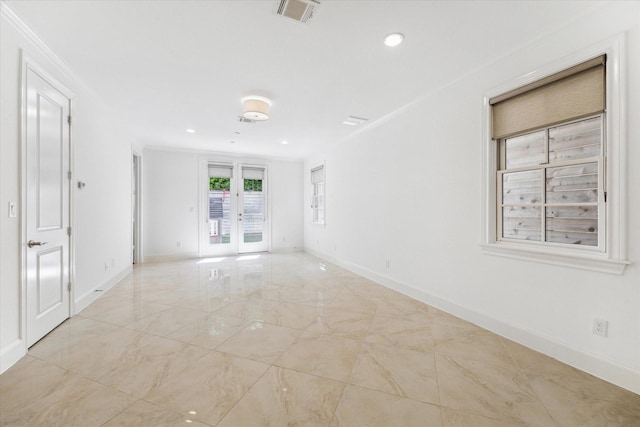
[310,164,325,225]
[481,35,629,274]
[496,115,605,252]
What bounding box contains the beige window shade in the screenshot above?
[491,55,605,139]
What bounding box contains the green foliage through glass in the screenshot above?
[209,177,262,191]
[209,177,230,191]
[244,179,262,191]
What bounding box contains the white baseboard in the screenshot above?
[270,247,303,254]
[143,252,200,263]
[304,248,640,395]
[74,265,132,314]
[0,338,27,375]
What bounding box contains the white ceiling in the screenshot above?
[6,0,603,160]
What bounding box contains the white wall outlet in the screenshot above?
[8,202,17,218]
[593,318,608,337]
[385,260,390,269]
[177,241,181,248]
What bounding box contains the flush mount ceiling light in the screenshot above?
[384,33,404,47]
[186,129,196,133]
[342,116,368,126]
[242,96,272,121]
[281,140,289,145]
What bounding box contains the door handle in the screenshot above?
[27,240,47,248]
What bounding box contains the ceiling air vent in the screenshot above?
[238,116,256,124]
[275,0,320,24]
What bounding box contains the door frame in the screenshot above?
[132,151,142,264]
[237,164,269,254]
[199,158,271,256]
[20,54,76,348]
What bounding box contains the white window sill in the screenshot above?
[480,242,630,275]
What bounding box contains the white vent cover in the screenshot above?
[275,0,320,24]
[238,116,256,124]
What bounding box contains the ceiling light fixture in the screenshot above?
[186,129,196,133]
[281,140,289,145]
[384,33,404,47]
[241,96,272,121]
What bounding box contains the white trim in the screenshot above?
[131,150,143,264]
[310,161,326,226]
[1,2,98,102]
[304,247,640,395]
[0,339,26,374]
[481,34,629,274]
[144,252,201,263]
[74,266,132,313]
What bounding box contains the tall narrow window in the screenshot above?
[311,165,325,224]
[208,164,233,245]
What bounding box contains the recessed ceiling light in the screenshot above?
[186,129,196,133]
[384,33,404,47]
[342,116,369,126]
[281,140,289,145]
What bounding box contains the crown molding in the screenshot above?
[1,1,94,98]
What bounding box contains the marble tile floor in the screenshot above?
[1,252,639,426]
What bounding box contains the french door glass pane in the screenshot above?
[209,176,231,245]
[243,179,263,243]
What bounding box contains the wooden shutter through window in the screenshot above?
[491,55,605,139]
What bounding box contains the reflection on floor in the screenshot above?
[1,252,639,426]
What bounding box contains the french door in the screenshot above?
[203,162,268,255]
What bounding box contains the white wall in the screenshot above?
[305,2,640,393]
[0,5,134,372]
[143,148,303,259]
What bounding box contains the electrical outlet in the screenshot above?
[593,318,608,337]
[385,260,390,269]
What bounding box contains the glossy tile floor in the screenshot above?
[1,252,639,426]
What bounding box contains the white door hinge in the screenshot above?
[67,171,72,180]
[67,115,72,125]
[67,226,71,236]
[67,282,72,292]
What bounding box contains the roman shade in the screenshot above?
[242,166,264,180]
[208,164,233,178]
[311,165,324,184]
[491,55,605,139]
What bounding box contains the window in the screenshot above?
[482,42,628,274]
[311,165,325,224]
[498,115,603,249]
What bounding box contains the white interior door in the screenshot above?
[25,65,71,347]
[238,165,268,253]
